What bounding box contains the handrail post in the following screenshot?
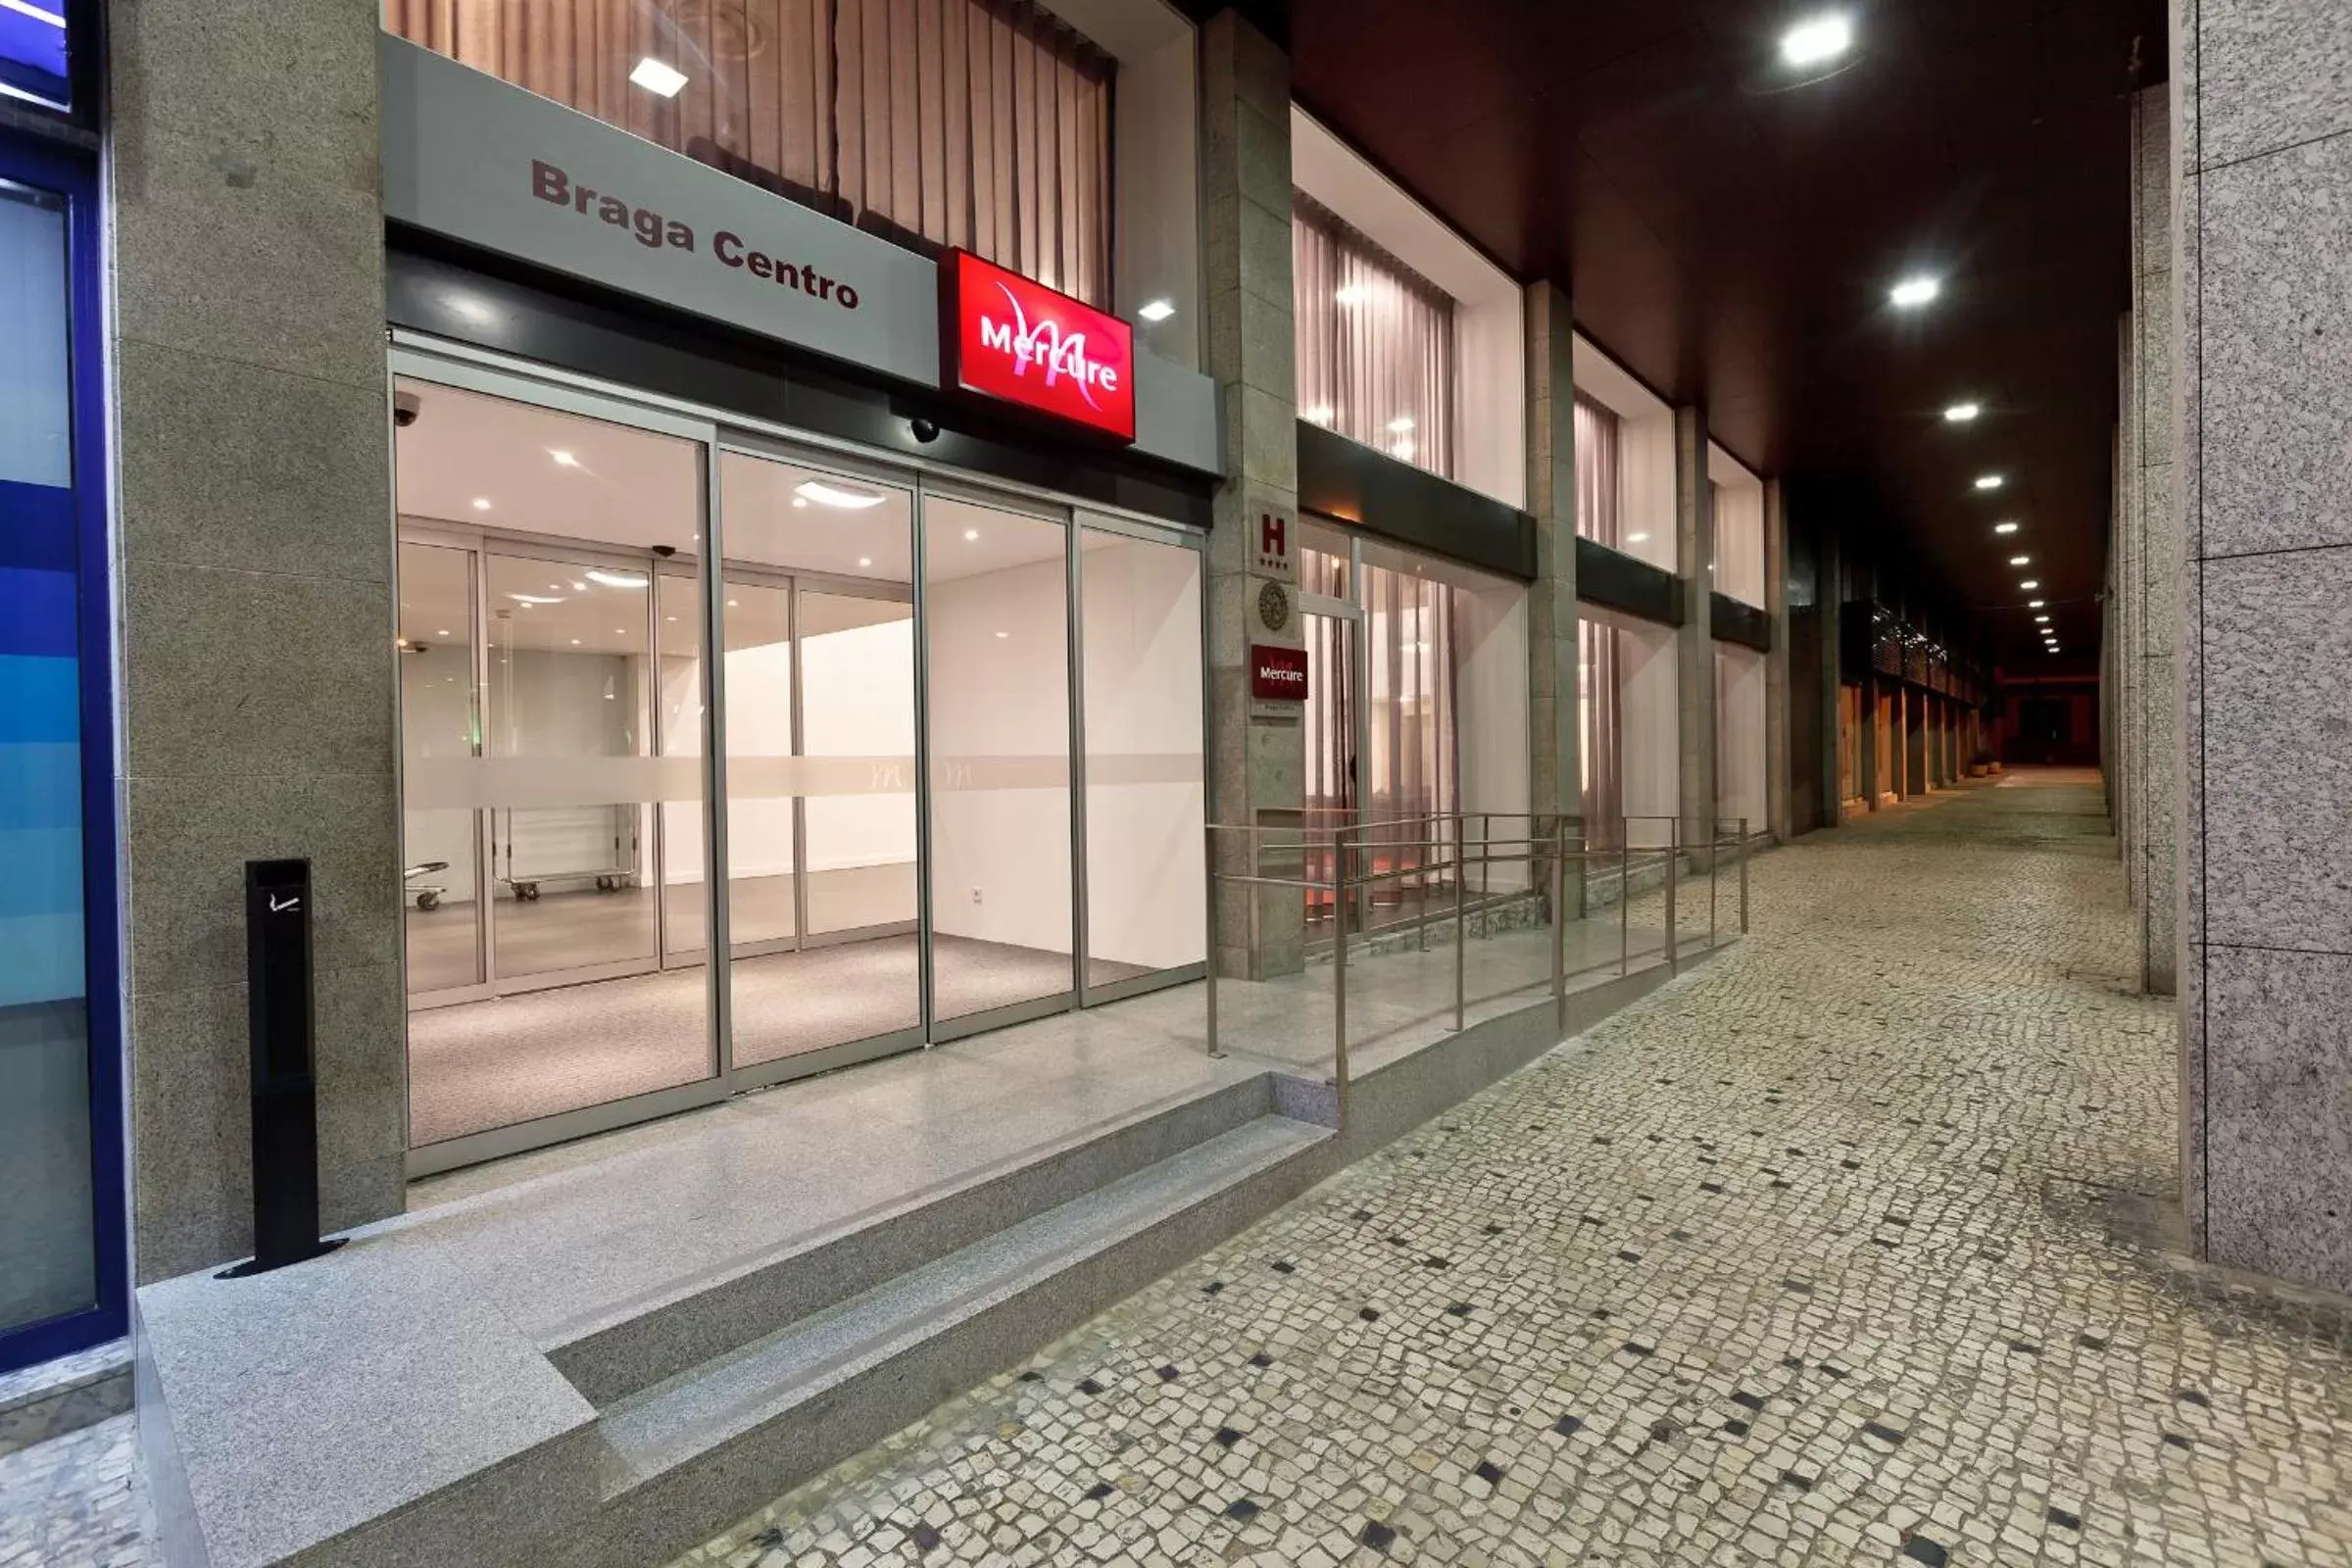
[1739,816,1750,936]
[1551,826,1568,1033]
[1618,832,1630,977]
[1709,819,1720,951]
[1332,827,1350,1130]
[1203,823,1221,1057]
[1665,822,1680,976]
[1452,812,1466,1032]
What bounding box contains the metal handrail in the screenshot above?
[1201,811,1753,1128]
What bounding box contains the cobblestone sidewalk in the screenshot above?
[672,775,2352,1568]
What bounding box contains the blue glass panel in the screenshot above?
[0,3,70,112]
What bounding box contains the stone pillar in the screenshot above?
[1764,479,1791,840]
[2176,4,2352,1289]
[2128,84,2180,997]
[1200,10,1303,980]
[108,0,403,1281]
[1524,282,1584,906]
[1673,408,1715,861]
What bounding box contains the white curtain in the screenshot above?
[1292,194,1455,478]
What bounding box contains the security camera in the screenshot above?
[652,544,677,559]
[394,389,422,428]
[909,417,941,444]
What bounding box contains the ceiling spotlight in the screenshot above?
[1974,473,2004,490]
[995,631,1009,640]
[1136,298,1176,322]
[2029,599,2045,609]
[964,528,980,542]
[792,497,808,509]
[1890,275,1940,309]
[1781,13,1853,66]
[549,449,579,467]
[2019,579,2040,590]
[796,479,887,510]
[629,57,690,97]
[2009,556,2032,566]
[2034,614,2049,623]
[858,557,873,567]
[471,497,493,511]
[1943,402,1982,422]
[1994,521,2020,535]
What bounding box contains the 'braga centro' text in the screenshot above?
[530,160,860,310]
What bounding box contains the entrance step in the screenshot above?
[576,1115,1330,1565]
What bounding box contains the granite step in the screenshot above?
[580,1114,1331,1565]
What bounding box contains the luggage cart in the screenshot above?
[493,807,641,903]
[405,860,450,911]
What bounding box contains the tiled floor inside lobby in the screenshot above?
[16,770,2352,1565]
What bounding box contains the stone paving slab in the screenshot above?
[668,773,2352,1568]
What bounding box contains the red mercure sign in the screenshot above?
[941,250,1136,442]
[1250,644,1309,702]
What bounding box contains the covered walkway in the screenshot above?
[678,769,2352,1567]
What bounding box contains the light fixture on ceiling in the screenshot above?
[1780,12,1852,67]
[1387,416,1416,434]
[1889,275,1940,309]
[964,528,980,542]
[471,497,493,511]
[726,598,739,608]
[2029,599,2045,608]
[586,568,649,589]
[1136,298,1176,322]
[2020,579,2040,591]
[1301,405,1335,425]
[629,57,689,97]
[1974,473,2004,490]
[795,479,888,510]
[1993,520,2020,535]
[792,497,808,509]
[2034,614,2049,623]
[549,449,579,467]
[858,557,873,568]
[1334,284,1371,306]
[1943,402,1982,422]
[2008,555,2031,565]
[569,637,582,646]
[995,631,1009,640]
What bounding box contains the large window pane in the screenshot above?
[1293,193,1456,477]
[398,542,484,993]
[716,451,919,1068]
[1080,526,1203,987]
[923,496,1073,1024]
[0,178,95,1340]
[383,0,1114,304]
[394,379,713,1148]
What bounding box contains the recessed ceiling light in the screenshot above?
[569,637,582,646]
[1974,473,2004,490]
[1890,275,1940,308]
[1335,284,1371,306]
[995,631,1009,640]
[796,479,887,510]
[1943,402,1982,422]
[792,497,808,509]
[2034,614,2049,623]
[2029,599,2045,608]
[2020,579,2040,590]
[2009,555,2031,565]
[726,599,739,608]
[437,629,450,637]
[471,497,492,511]
[629,57,689,97]
[549,449,579,467]
[1388,416,1416,434]
[964,528,980,542]
[1993,521,2020,535]
[1136,298,1176,322]
[1301,405,1335,425]
[1780,13,1852,66]
[858,557,873,567]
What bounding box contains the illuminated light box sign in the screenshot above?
[1250,644,1309,701]
[941,251,1136,443]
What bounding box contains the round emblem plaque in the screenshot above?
[1256,580,1290,633]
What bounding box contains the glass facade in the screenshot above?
[0,132,118,1372]
[1292,194,1456,478]
[392,359,1206,1167]
[0,0,70,111]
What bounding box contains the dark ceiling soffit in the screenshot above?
[383,230,1217,532]
[1297,418,1536,581]
[1575,537,1680,627]
[1710,594,1772,653]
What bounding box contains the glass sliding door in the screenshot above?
[715,449,921,1070]
[920,491,1076,1031]
[1078,521,1205,998]
[393,375,715,1155]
